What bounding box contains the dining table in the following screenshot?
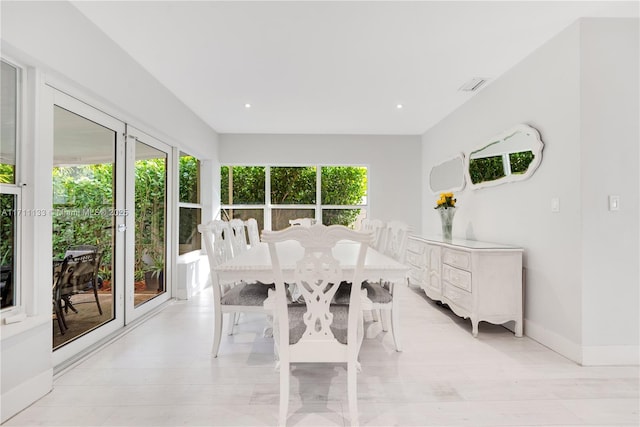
[212,239,410,343]
[213,240,410,287]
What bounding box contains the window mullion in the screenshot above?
[265,166,272,231]
[316,166,322,223]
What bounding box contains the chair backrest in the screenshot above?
[54,251,102,295]
[198,220,234,269]
[65,244,99,258]
[245,218,260,247]
[288,218,315,227]
[228,219,248,256]
[361,218,386,251]
[382,220,410,263]
[262,224,370,361]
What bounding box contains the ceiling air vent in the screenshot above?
[459,77,488,92]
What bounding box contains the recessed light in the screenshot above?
[396,104,404,109]
[244,103,252,109]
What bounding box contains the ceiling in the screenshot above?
[71,1,638,136]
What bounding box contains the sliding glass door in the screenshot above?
[51,93,174,363]
[52,91,126,363]
[125,128,172,322]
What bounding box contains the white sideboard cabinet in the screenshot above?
[406,236,523,337]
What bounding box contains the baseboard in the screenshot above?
[0,368,52,424]
[582,345,640,366]
[523,319,582,363]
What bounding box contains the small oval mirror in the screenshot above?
[465,124,543,189]
[429,153,466,193]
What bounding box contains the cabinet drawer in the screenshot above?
[443,282,471,311]
[442,248,471,271]
[407,238,426,254]
[405,250,426,268]
[442,264,471,292]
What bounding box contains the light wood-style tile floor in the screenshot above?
[6,284,639,426]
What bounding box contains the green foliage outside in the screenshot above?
[271,167,317,204]
[178,156,200,252]
[51,159,168,283]
[510,151,535,174]
[221,166,266,205]
[0,194,15,265]
[221,165,367,229]
[134,158,166,280]
[52,164,114,265]
[468,156,505,184]
[0,163,14,184]
[179,155,199,203]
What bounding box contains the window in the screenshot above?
[178,152,201,255]
[221,165,368,231]
[0,59,20,310]
[221,166,266,231]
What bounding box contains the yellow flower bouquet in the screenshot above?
[434,192,456,209]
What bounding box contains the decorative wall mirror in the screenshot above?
[429,153,466,193]
[465,124,543,190]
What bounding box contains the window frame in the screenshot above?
[177,151,202,255]
[221,164,369,231]
[0,57,23,314]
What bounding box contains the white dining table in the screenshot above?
[213,240,410,285]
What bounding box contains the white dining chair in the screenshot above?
[228,218,249,256]
[360,218,387,252]
[382,220,410,264]
[245,218,260,247]
[351,219,408,352]
[369,219,410,351]
[198,220,273,357]
[288,218,314,227]
[262,224,370,427]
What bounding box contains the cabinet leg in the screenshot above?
[515,320,523,337]
[471,319,479,337]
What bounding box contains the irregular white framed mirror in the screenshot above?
[429,153,466,193]
[465,124,543,190]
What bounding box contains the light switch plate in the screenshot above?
[551,197,560,213]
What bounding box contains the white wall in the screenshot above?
[579,18,639,364]
[422,18,639,365]
[219,134,422,231]
[0,1,219,422]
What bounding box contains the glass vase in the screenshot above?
[438,207,456,241]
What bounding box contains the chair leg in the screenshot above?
[279,359,289,427]
[379,309,390,332]
[62,295,78,314]
[212,309,223,357]
[391,302,402,352]
[53,301,67,334]
[57,300,68,330]
[92,281,103,316]
[347,359,359,427]
[227,313,236,335]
